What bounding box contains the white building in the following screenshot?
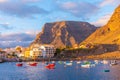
[30,44,56,58]
[30,47,42,58]
[39,45,56,58]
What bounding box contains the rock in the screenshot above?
[31,21,96,48]
[82,5,120,45]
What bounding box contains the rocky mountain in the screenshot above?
[82,5,120,45]
[31,21,97,48]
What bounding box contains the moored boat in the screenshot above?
[110,60,118,66]
[45,63,55,69]
[58,61,62,64]
[81,61,91,68]
[81,64,90,68]
[65,62,72,66]
[101,60,108,64]
[104,69,110,72]
[76,61,81,64]
[16,63,23,67]
[29,62,38,66]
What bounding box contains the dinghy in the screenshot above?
[16,63,23,67]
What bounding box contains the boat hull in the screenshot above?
[29,62,37,66]
[16,63,23,67]
[45,63,55,69]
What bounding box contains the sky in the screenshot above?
[0,0,120,48]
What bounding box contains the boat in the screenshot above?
[65,62,72,66]
[70,60,73,63]
[104,69,110,72]
[28,56,38,66]
[52,61,55,63]
[101,60,108,64]
[94,60,98,64]
[81,64,90,68]
[81,61,91,68]
[45,63,55,69]
[110,60,118,66]
[28,62,38,66]
[58,61,62,64]
[16,63,23,67]
[45,54,56,69]
[76,61,81,64]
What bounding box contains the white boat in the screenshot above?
[102,60,108,64]
[94,60,98,64]
[81,64,90,68]
[110,60,118,66]
[65,62,72,66]
[76,61,81,64]
[52,61,55,63]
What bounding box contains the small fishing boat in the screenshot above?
[58,61,62,64]
[29,62,38,66]
[101,60,108,64]
[76,61,81,64]
[52,61,55,63]
[104,69,110,72]
[16,63,23,67]
[70,60,73,63]
[110,60,118,66]
[81,61,91,68]
[28,56,38,66]
[45,63,55,69]
[45,54,56,69]
[65,62,72,66]
[94,60,98,64]
[81,64,90,68]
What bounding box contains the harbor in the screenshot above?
[0,60,120,80]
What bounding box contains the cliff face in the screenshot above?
[82,5,120,44]
[31,21,96,48]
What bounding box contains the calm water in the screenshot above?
[0,60,120,80]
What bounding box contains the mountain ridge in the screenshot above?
[81,5,120,45]
[31,21,97,48]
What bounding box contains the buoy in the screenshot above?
[104,70,110,72]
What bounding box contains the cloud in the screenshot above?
[21,0,41,3]
[0,1,48,18]
[99,0,120,7]
[0,41,31,48]
[0,22,13,30]
[0,0,7,3]
[91,13,112,26]
[57,2,99,20]
[0,32,36,48]
[0,33,35,41]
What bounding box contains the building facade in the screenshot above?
[30,44,56,58]
[40,45,56,58]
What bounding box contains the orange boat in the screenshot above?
[16,63,23,67]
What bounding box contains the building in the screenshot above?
[39,45,56,58]
[0,51,6,59]
[30,47,42,58]
[24,48,30,58]
[30,44,56,58]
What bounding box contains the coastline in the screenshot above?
[1,51,120,62]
